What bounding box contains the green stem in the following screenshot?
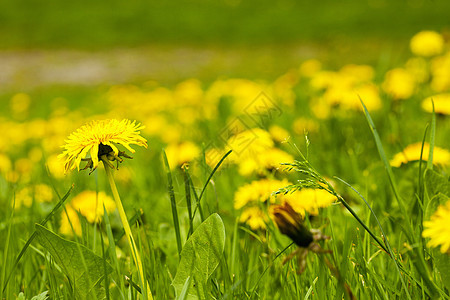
[104,162,152,300]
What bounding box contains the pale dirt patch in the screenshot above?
[0,45,320,93]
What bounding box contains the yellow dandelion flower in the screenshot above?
[281,188,336,216]
[70,190,116,223]
[269,125,290,143]
[293,118,319,135]
[423,200,450,253]
[239,206,268,230]
[59,119,147,173]
[165,141,200,170]
[238,147,293,176]
[410,31,444,57]
[390,142,450,167]
[227,128,274,163]
[60,206,82,236]
[0,153,12,174]
[299,59,322,77]
[234,178,291,209]
[14,184,53,209]
[382,68,416,100]
[421,94,450,115]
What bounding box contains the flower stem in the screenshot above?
[104,163,152,299]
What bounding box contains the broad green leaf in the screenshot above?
[424,169,450,199]
[30,291,49,300]
[433,249,450,291]
[35,224,113,300]
[172,213,225,300]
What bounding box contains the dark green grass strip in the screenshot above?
[182,166,194,238]
[2,184,74,292]
[162,149,182,259]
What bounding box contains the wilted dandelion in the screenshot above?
[423,200,450,254]
[269,202,330,273]
[59,119,147,174]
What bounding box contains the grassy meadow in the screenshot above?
[1,1,450,299]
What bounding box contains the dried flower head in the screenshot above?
[59,119,147,173]
[270,202,330,274]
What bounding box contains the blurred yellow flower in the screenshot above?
[390,142,450,167]
[351,83,382,111]
[60,119,147,173]
[422,94,450,115]
[293,118,319,135]
[239,206,268,230]
[280,188,336,216]
[234,178,291,209]
[410,31,444,57]
[339,64,375,83]
[382,68,416,100]
[0,153,12,174]
[227,128,274,163]
[70,191,116,223]
[14,184,53,209]
[60,190,117,235]
[10,93,31,120]
[430,52,450,92]
[299,59,322,77]
[60,206,82,236]
[310,98,331,119]
[405,57,429,83]
[238,147,294,176]
[46,154,66,179]
[269,125,290,143]
[423,200,450,253]
[165,141,200,169]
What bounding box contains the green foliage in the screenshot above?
[172,213,225,299]
[35,224,113,300]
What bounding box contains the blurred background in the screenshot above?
[1,0,450,93]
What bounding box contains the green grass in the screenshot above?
[0,0,449,49]
[0,83,448,298]
[1,3,450,296]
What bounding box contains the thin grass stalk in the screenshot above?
[182,165,194,238]
[104,163,152,300]
[162,149,182,259]
[360,100,407,218]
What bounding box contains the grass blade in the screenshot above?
[162,149,182,259]
[2,184,74,292]
[360,99,412,300]
[360,99,406,217]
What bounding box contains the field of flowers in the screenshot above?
[0,30,449,299]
